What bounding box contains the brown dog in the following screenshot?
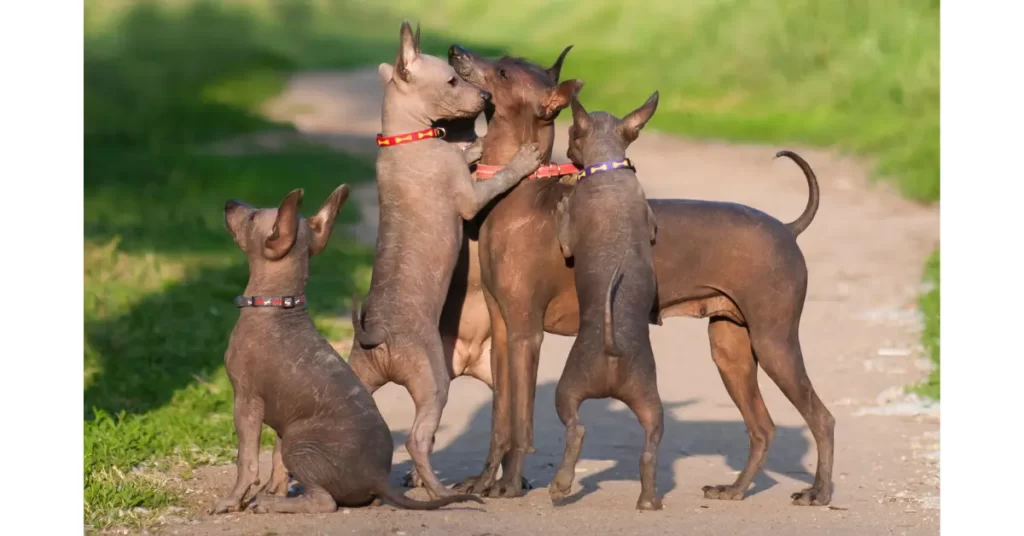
[547,93,663,510]
[212,185,481,515]
[344,22,542,500]
[448,45,835,506]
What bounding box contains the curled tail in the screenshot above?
[604,255,626,358]
[775,150,820,236]
[351,295,387,348]
[374,481,483,510]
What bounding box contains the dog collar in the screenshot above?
[472,162,580,181]
[376,127,446,147]
[234,295,306,309]
[575,158,635,181]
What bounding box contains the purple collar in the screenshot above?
[234,295,306,309]
[574,158,635,181]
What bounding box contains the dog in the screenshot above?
[211,185,482,514]
[344,21,543,500]
[448,44,835,506]
[546,93,663,510]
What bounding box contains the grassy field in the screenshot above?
[83,0,939,528]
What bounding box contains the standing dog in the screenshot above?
[212,185,481,514]
[448,44,835,506]
[345,22,542,500]
[547,94,663,510]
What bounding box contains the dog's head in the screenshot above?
[566,91,659,167]
[448,44,583,123]
[224,185,350,278]
[378,22,491,123]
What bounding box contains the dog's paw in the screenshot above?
[791,486,832,506]
[454,474,493,495]
[401,469,424,489]
[636,496,663,511]
[510,143,543,176]
[548,481,571,504]
[483,476,523,499]
[702,484,745,501]
[209,495,244,515]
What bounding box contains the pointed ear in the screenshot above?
[619,90,659,143]
[263,189,303,260]
[570,95,592,132]
[547,45,573,82]
[413,23,422,54]
[395,21,420,82]
[542,79,584,120]
[378,63,395,87]
[307,184,350,257]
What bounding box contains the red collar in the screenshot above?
[376,127,447,147]
[234,295,306,309]
[472,162,580,181]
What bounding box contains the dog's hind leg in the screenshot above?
[749,321,835,506]
[702,318,775,501]
[249,486,337,514]
[621,366,664,511]
[263,435,291,497]
[403,339,456,500]
[548,349,588,503]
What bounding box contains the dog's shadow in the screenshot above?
[389,380,814,502]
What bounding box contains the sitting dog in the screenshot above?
[211,185,481,514]
[547,93,664,510]
[344,21,542,500]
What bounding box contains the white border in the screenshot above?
[2,1,84,532]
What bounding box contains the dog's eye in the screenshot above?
[447,76,458,87]
[498,69,507,80]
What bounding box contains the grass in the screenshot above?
[913,250,941,399]
[83,0,940,528]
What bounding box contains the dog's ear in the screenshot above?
[264,189,303,260]
[619,90,659,143]
[547,45,573,82]
[395,20,420,82]
[224,199,254,252]
[378,63,395,87]
[569,94,592,133]
[542,79,584,120]
[307,184,350,257]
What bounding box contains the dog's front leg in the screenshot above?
[554,194,574,258]
[454,143,542,220]
[463,136,485,165]
[646,204,658,244]
[211,394,265,514]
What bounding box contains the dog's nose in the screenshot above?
[481,90,492,102]
[449,44,467,59]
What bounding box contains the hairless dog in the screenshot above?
[547,93,664,510]
[343,22,542,500]
[212,185,481,515]
[448,45,835,506]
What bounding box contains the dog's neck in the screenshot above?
[380,89,436,138]
[581,142,628,170]
[480,113,555,165]
[242,263,308,304]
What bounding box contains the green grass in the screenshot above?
[84,0,940,527]
[913,250,940,399]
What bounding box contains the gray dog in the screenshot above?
[346,22,543,500]
[212,185,481,514]
[548,94,663,510]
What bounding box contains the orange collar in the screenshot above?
[472,162,580,180]
[376,127,447,147]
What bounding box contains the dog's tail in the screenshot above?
[775,150,820,236]
[374,481,483,511]
[351,295,387,349]
[603,254,627,358]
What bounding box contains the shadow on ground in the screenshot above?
[389,380,814,502]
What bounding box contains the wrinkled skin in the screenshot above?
[343,22,542,500]
[212,185,481,515]
[546,94,664,510]
[445,45,835,506]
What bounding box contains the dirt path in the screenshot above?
[187,69,940,535]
